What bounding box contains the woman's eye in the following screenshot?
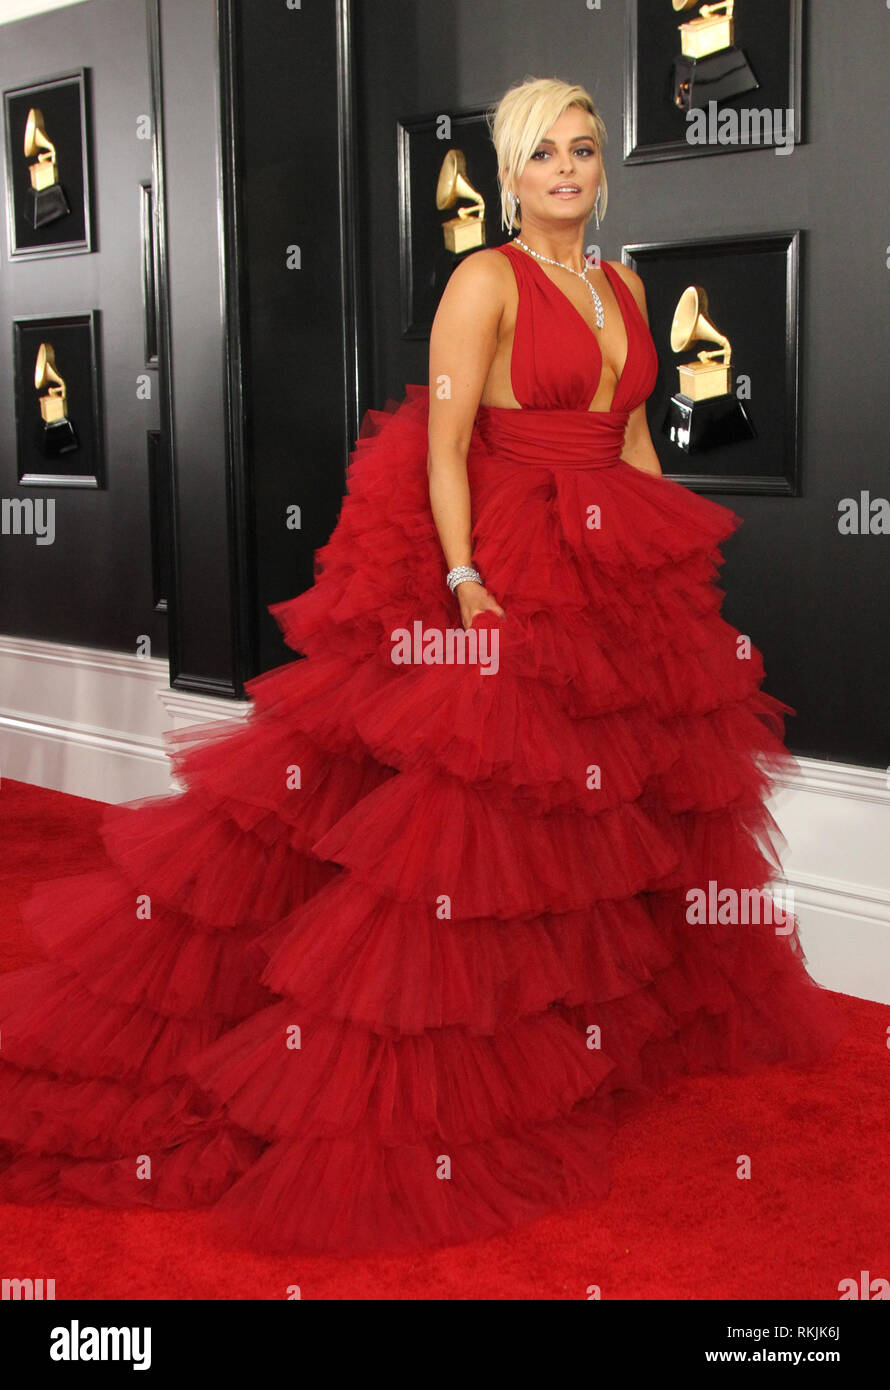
[531,147,596,160]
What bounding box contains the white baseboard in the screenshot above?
[768,759,890,1005]
[0,0,91,26]
[0,634,250,803]
[0,635,886,1002]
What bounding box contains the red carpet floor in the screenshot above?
[0,777,884,1300]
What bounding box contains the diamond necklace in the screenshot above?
[513,237,604,330]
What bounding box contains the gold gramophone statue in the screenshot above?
[34,342,79,457]
[436,150,486,254]
[661,286,755,453]
[671,0,759,112]
[23,107,71,228]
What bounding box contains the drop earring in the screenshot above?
[508,190,519,231]
[594,188,601,231]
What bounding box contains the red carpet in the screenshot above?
[1,777,884,1300]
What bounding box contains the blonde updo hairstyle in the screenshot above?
[487,76,608,234]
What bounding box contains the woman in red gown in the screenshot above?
[0,77,844,1255]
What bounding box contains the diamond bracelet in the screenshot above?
[446,565,482,594]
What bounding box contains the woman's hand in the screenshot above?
[456,580,505,630]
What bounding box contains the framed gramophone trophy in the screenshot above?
[397,106,503,338]
[662,285,756,452]
[624,0,804,164]
[436,150,486,255]
[623,232,801,495]
[12,311,105,488]
[3,68,94,259]
[670,0,759,112]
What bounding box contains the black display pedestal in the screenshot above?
[662,392,756,454]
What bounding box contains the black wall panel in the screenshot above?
[0,0,166,659]
[153,0,236,691]
[234,0,361,678]
[1,0,362,697]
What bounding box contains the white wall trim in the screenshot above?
[0,633,250,802]
[157,687,253,727]
[782,868,890,926]
[767,756,890,1005]
[0,0,91,26]
[0,633,171,681]
[0,704,170,766]
[773,756,890,807]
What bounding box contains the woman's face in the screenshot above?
[513,107,601,231]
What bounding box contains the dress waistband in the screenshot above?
[474,404,629,469]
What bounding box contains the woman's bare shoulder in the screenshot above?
[437,246,513,313]
[606,258,647,310]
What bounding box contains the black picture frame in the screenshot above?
[12,309,105,488]
[623,231,801,495]
[3,67,94,259]
[624,0,804,164]
[397,105,506,339]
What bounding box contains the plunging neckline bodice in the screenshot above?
[489,239,658,417]
[518,247,629,401]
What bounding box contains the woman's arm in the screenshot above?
[427,250,507,627]
[610,261,663,478]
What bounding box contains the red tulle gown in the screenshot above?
[0,240,844,1255]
